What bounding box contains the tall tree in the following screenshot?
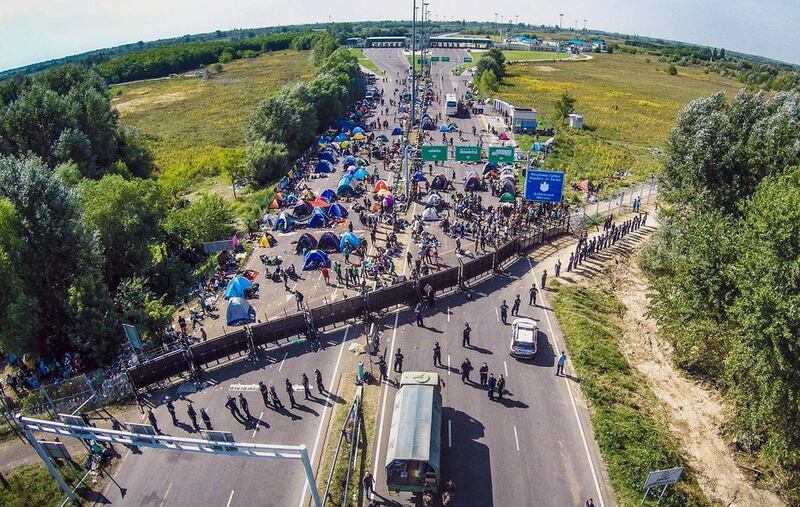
[554,91,576,122]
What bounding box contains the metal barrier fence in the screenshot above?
[126,219,573,390]
[569,180,658,231]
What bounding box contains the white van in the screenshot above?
[509,318,538,359]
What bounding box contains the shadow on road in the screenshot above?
[441,407,493,506]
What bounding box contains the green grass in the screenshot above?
[496,53,743,193]
[552,283,709,507]
[0,460,91,507]
[501,50,569,62]
[112,50,313,196]
[349,49,383,75]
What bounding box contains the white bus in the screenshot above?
[444,93,458,117]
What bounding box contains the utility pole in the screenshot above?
[558,14,564,50]
[583,19,587,32]
[407,0,418,201]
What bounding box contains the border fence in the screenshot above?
[126,217,573,391]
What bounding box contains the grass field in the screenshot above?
[496,53,743,192]
[350,48,383,75]
[552,282,709,507]
[501,50,569,62]
[111,50,313,197]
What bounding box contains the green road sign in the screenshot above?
[488,146,515,164]
[464,57,472,63]
[441,56,450,62]
[431,56,440,62]
[421,145,448,162]
[455,146,481,162]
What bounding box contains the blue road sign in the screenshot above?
[524,170,565,203]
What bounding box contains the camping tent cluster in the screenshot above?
[294,231,362,256]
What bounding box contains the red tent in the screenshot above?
[307,198,331,208]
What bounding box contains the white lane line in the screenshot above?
[448,419,452,448]
[447,306,450,322]
[539,284,606,507]
[158,481,173,507]
[504,361,509,378]
[252,411,263,438]
[495,306,499,322]
[371,311,401,499]
[226,489,235,507]
[513,426,520,451]
[298,325,350,507]
[278,352,288,372]
[447,355,451,375]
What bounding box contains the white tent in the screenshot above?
[426,193,442,205]
[421,207,440,221]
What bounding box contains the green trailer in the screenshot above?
[385,372,442,493]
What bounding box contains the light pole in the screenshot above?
[408,0,418,200]
[558,13,564,50]
[583,19,587,32]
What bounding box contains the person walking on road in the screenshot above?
[225,395,242,419]
[269,385,283,409]
[285,378,297,408]
[414,302,424,327]
[497,374,506,399]
[165,398,177,425]
[363,471,375,499]
[200,408,212,430]
[541,270,548,290]
[433,342,442,367]
[147,409,160,434]
[460,358,472,383]
[321,266,330,286]
[187,402,199,430]
[259,381,269,406]
[500,300,509,324]
[529,284,538,306]
[556,351,567,376]
[302,373,312,399]
[567,252,574,272]
[511,295,521,316]
[585,499,596,507]
[394,348,404,373]
[479,362,489,387]
[315,369,325,394]
[462,323,471,347]
[554,259,562,278]
[295,290,305,311]
[487,373,497,400]
[238,393,251,419]
[378,356,388,381]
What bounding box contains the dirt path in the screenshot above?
[552,213,782,507]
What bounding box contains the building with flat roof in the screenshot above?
[365,36,407,48]
[429,36,492,49]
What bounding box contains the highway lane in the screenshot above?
[102,326,362,506]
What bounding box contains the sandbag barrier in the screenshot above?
[126,221,569,390]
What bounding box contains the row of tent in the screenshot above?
[295,231,362,254]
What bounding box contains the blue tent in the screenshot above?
[273,212,294,232]
[343,155,356,166]
[333,118,356,130]
[303,249,330,270]
[277,176,290,190]
[340,232,361,251]
[413,171,427,182]
[533,142,542,152]
[334,133,348,142]
[337,177,356,197]
[319,151,337,163]
[315,160,334,173]
[321,189,337,202]
[224,276,252,300]
[328,203,348,219]
[226,297,255,325]
[309,207,328,228]
[438,124,449,132]
[352,127,365,135]
[319,136,331,145]
[391,127,403,135]
[318,232,341,253]
[353,167,369,181]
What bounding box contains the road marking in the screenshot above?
[448,419,452,448]
[447,355,451,375]
[495,307,499,322]
[504,361,509,378]
[158,481,173,507]
[371,312,400,498]
[447,306,450,322]
[298,325,350,507]
[513,426,520,451]
[331,288,339,301]
[538,283,606,507]
[252,411,263,438]
[278,352,288,372]
[226,489,235,507]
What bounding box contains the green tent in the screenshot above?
[500,192,515,202]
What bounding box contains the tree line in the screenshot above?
[475,49,507,94]
[641,90,800,502]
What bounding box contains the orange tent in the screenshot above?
[373,180,389,193]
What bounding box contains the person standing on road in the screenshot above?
[166,398,177,425]
[282,269,289,291]
[225,395,242,419]
[500,300,509,324]
[487,373,497,400]
[433,342,442,367]
[269,385,283,409]
[285,378,297,408]
[556,351,567,376]
[479,362,489,387]
[322,266,330,286]
[238,393,251,419]
[302,373,312,399]
[541,270,548,290]
[554,259,562,278]
[529,284,538,306]
[511,295,521,316]
[460,358,472,383]
[414,302,424,327]
[462,323,471,347]
[567,252,574,273]
[295,290,305,311]
[200,408,212,430]
[259,381,269,406]
[147,409,160,434]
[394,348,404,373]
[315,369,325,394]
[585,499,595,507]
[377,356,388,382]
[363,471,375,499]
[497,374,506,399]
[187,402,199,430]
